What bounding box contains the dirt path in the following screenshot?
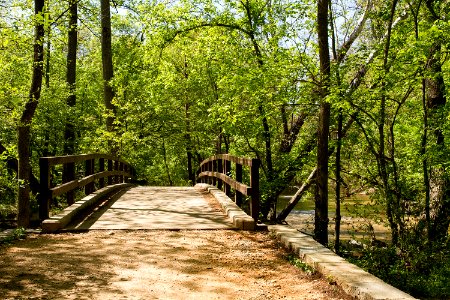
[0,230,352,300]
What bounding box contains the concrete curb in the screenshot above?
[268,225,417,300]
[195,183,256,230]
[41,183,133,233]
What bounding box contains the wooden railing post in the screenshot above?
[119,162,124,183]
[99,158,105,188]
[39,158,51,220]
[208,161,213,185]
[63,161,75,205]
[224,160,231,196]
[202,163,206,184]
[250,159,260,221]
[114,160,119,183]
[108,159,113,185]
[212,159,217,186]
[217,159,223,190]
[235,163,243,206]
[124,164,128,183]
[85,159,94,195]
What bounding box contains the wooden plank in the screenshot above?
[199,154,254,168]
[44,154,96,166]
[43,153,130,167]
[51,180,80,198]
[50,170,130,198]
[198,171,251,196]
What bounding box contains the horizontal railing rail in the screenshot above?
[196,154,260,221]
[39,153,134,221]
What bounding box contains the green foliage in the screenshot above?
[0,162,17,221]
[1,0,449,296]
[285,253,316,275]
[0,227,26,245]
[347,237,450,299]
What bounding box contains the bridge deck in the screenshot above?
[66,186,235,230]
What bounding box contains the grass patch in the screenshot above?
[0,227,26,245]
[285,254,316,275]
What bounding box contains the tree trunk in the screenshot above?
[185,102,195,185]
[422,0,450,242]
[276,168,316,222]
[379,0,399,245]
[63,0,78,205]
[335,111,343,253]
[101,0,116,153]
[17,0,45,227]
[315,0,331,245]
[182,59,195,185]
[425,49,449,241]
[64,0,77,155]
[162,138,173,186]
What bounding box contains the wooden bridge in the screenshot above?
[12,153,415,300]
[37,153,260,232]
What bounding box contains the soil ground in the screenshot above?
[0,230,352,300]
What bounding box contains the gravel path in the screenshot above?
[0,230,352,299]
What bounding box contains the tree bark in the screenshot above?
[335,111,343,253]
[64,0,77,155]
[17,0,45,227]
[425,47,449,241]
[101,0,116,153]
[315,0,331,245]
[276,168,316,222]
[63,0,78,205]
[421,0,450,242]
[379,0,399,245]
[182,59,195,185]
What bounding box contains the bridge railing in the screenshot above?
[196,154,260,221]
[39,153,133,221]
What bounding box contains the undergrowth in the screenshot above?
[285,253,316,275]
[343,238,450,299]
[0,227,26,245]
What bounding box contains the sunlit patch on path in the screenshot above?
[66,186,235,230]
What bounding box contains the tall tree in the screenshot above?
[62,0,78,205]
[101,0,116,152]
[17,0,46,227]
[423,0,450,242]
[315,0,331,245]
[64,0,78,154]
[379,0,400,245]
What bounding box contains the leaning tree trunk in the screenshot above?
[315,0,331,245]
[17,0,45,227]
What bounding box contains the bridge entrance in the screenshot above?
[66,186,234,230]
